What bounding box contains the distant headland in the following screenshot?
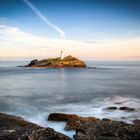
[25,54,87,68]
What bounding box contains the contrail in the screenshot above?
[23,0,65,38]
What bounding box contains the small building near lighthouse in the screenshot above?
[60,51,64,60]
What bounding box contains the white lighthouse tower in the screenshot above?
[60,51,64,60]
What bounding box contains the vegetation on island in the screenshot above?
[26,55,87,68]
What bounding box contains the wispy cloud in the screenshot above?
[0,18,12,25]
[0,24,140,60]
[23,0,66,38]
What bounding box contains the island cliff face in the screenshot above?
[26,55,87,68]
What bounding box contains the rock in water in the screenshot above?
[104,106,118,111]
[48,113,100,130]
[119,106,136,112]
[25,55,87,68]
[1,112,139,140]
[48,113,140,140]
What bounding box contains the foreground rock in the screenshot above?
[0,113,72,140]
[1,112,140,140]
[25,55,87,68]
[48,113,140,140]
[48,113,100,130]
[74,119,140,140]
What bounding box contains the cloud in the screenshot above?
[0,18,13,25]
[23,0,65,38]
[0,24,89,57]
[0,24,140,60]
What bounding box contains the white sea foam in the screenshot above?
[22,113,75,139]
[16,95,139,139]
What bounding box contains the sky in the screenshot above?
[0,0,140,60]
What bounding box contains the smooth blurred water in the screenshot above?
[0,61,140,137]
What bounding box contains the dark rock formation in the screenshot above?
[48,113,100,130]
[74,120,140,140]
[27,59,38,67]
[48,113,140,140]
[133,119,140,125]
[104,106,118,110]
[20,128,72,140]
[0,113,72,140]
[1,112,140,140]
[104,106,136,112]
[25,55,87,68]
[119,106,135,112]
[48,113,78,121]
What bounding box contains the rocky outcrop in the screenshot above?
[104,106,118,110]
[21,128,72,140]
[0,113,71,140]
[104,106,136,112]
[119,106,135,112]
[1,112,140,140]
[74,119,140,140]
[25,55,87,68]
[48,113,100,130]
[48,113,140,140]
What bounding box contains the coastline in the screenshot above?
[0,61,140,139]
[0,112,140,140]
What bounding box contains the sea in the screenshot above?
[0,60,140,138]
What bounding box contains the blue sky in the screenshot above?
[1,0,140,40]
[0,0,140,60]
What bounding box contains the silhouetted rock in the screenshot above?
[119,106,135,112]
[115,102,122,104]
[25,55,87,68]
[104,106,117,110]
[104,106,136,113]
[28,59,38,67]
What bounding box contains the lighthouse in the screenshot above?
[60,51,64,60]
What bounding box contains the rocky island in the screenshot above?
[25,55,87,68]
[0,112,140,140]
